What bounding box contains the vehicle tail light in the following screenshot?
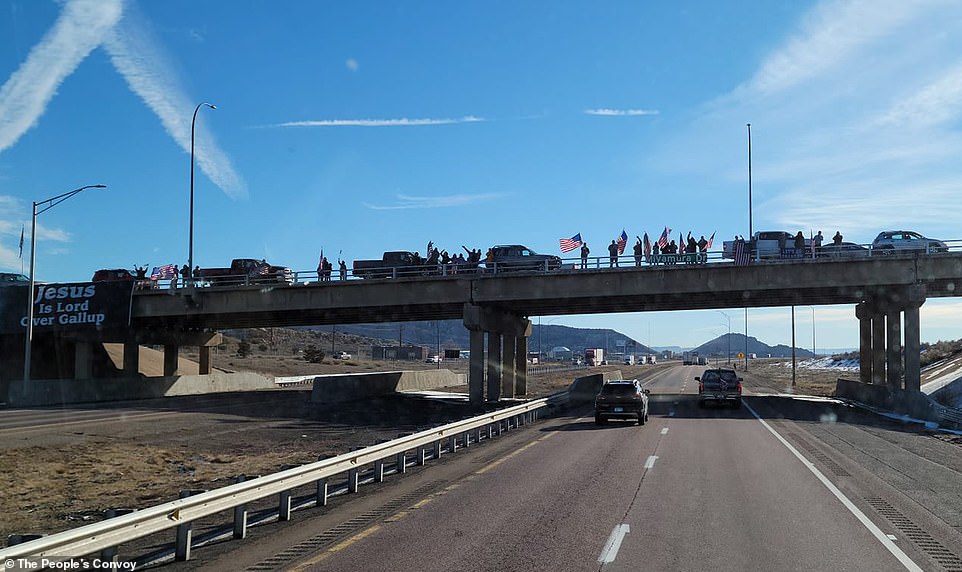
[737,382,742,394]
[698,382,704,392]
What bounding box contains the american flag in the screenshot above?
[150,264,177,279]
[657,226,671,249]
[616,230,628,255]
[643,232,651,258]
[706,231,715,250]
[734,240,750,266]
[559,233,583,253]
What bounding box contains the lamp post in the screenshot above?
[745,123,753,372]
[808,306,816,359]
[189,102,216,284]
[23,184,107,381]
[717,311,731,364]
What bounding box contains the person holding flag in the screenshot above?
[608,240,619,268]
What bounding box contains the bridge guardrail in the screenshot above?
[0,396,566,568]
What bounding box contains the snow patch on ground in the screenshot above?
[775,357,858,371]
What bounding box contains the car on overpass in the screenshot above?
[594,379,650,425]
[871,231,948,255]
[0,272,30,286]
[485,245,562,273]
[816,241,870,259]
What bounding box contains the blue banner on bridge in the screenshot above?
[0,282,134,335]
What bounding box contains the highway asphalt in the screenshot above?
[182,365,962,572]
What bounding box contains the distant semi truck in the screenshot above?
[585,348,605,366]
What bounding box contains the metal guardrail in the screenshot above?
[0,396,566,568]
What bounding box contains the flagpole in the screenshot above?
[745,122,753,372]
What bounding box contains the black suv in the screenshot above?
[595,379,650,425]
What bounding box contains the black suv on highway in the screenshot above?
[594,379,650,425]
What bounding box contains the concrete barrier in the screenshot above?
[310,369,466,404]
[835,378,936,420]
[6,371,276,407]
[567,370,624,403]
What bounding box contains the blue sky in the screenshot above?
[1,0,962,350]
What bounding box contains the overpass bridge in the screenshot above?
[6,253,962,408]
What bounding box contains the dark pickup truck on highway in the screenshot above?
[197,258,293,286]
[696,368,742,408]
[353,251,436,279]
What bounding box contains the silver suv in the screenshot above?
[872,231,948,254]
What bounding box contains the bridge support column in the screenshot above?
[123,339,140,376]
[516,336,528,396]
[502,335,516,398]
[904,303,921,393]
[74,341,92,380]
[886,309,902,390]
[198,346,212,375]
[487,333,502,402]
[163,345,179,376]
[856,303,873,384]
[469,329,484,406]
[871,312,886,385]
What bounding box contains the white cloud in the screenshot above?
[101,4,247,199]
[745,0,925,96]
[363,193,503,210]
[877,61,962,128]
[0,0,122,152]
[272,116,484,128]
[584,108,658,117]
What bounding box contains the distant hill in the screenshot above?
[302,321,652,356]
[693,333,814,359]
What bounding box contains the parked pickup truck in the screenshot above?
[486,244,562,272]
[696,368,742,408]
[722,231,811,261]
[353,251,437,279]
[197,258,293,286]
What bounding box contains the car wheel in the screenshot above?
[733,399,742,409]
[638,412,645,425]
[595,415,605,425]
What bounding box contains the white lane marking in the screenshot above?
[644,455,658,469]
[743,402,923,572]
[661,428,669,435]
[598,524,630,563]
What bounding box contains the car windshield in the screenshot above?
[3,3,962,571]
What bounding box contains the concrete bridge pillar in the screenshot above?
[163,345,179,376]
[463,304,532,406]
[487,333,502,402]
[904,302,922,393]
[502,334,516,399]
[198,346,212,375]
[74,341,92,380]
[469,330,484,405]
[123,339,140,376]
[871,312,886,385]
[886,309,902,390]
[516,336,528,396]
[856,302,873,384]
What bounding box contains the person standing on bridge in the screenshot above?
[833,230,843,246]
[580,242,590,269]
[633,238,643,266]
[794,231,805,253]
[339,259,347,280]
[608,240,619,267]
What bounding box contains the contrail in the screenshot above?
[0,0,122,152]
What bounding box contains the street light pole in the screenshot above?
[717,311,731,364]
[189,102,216,284]
[23,184,107,381]
[809,306,816,359]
